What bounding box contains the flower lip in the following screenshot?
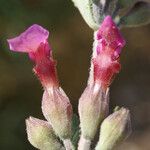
[7,24,49,53]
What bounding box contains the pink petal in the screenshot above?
[7,24,49,53]
[93,52,121,88]
[97,16,125,56]
[32,42,58,87]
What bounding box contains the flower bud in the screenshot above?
[92,16,125,89]
[26,116,64,150]
[42,87,73,140]
[95,108,131,150]
[78,83,109,140]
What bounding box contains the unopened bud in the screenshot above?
[92,16,125,89]
[42,87,73,140]
[26,116,64,150]
[95,108,131,150]
[78,83,109,140]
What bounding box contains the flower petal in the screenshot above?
[97,16,125,57]
[7,24,49,53]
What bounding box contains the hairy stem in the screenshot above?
[63,139,74,150]
[78,135,91,150]
[88,31,98,85]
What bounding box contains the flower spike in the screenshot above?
[78,16,126,149]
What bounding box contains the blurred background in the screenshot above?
[0,0,150,149]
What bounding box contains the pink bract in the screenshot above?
[7,24,49,53]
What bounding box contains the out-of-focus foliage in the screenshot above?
[119,2,150,27]
[0,0,150,150]
[71,0,150,30]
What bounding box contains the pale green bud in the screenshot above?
[95,108,131,150]
[26,117,65,150]
[42,87,73,140]
[78,83,109,140]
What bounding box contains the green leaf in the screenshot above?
[91,0,105,25]
[71,0,99,30]
[116,0,150,17]
[119,2,150,27]
[118,0,149,8]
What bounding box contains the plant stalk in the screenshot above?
[78,135,91,150]
[63,139,74,150]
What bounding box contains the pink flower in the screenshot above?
[7,24,58,87]
[93,16,126,89]
[8,25,73,141]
